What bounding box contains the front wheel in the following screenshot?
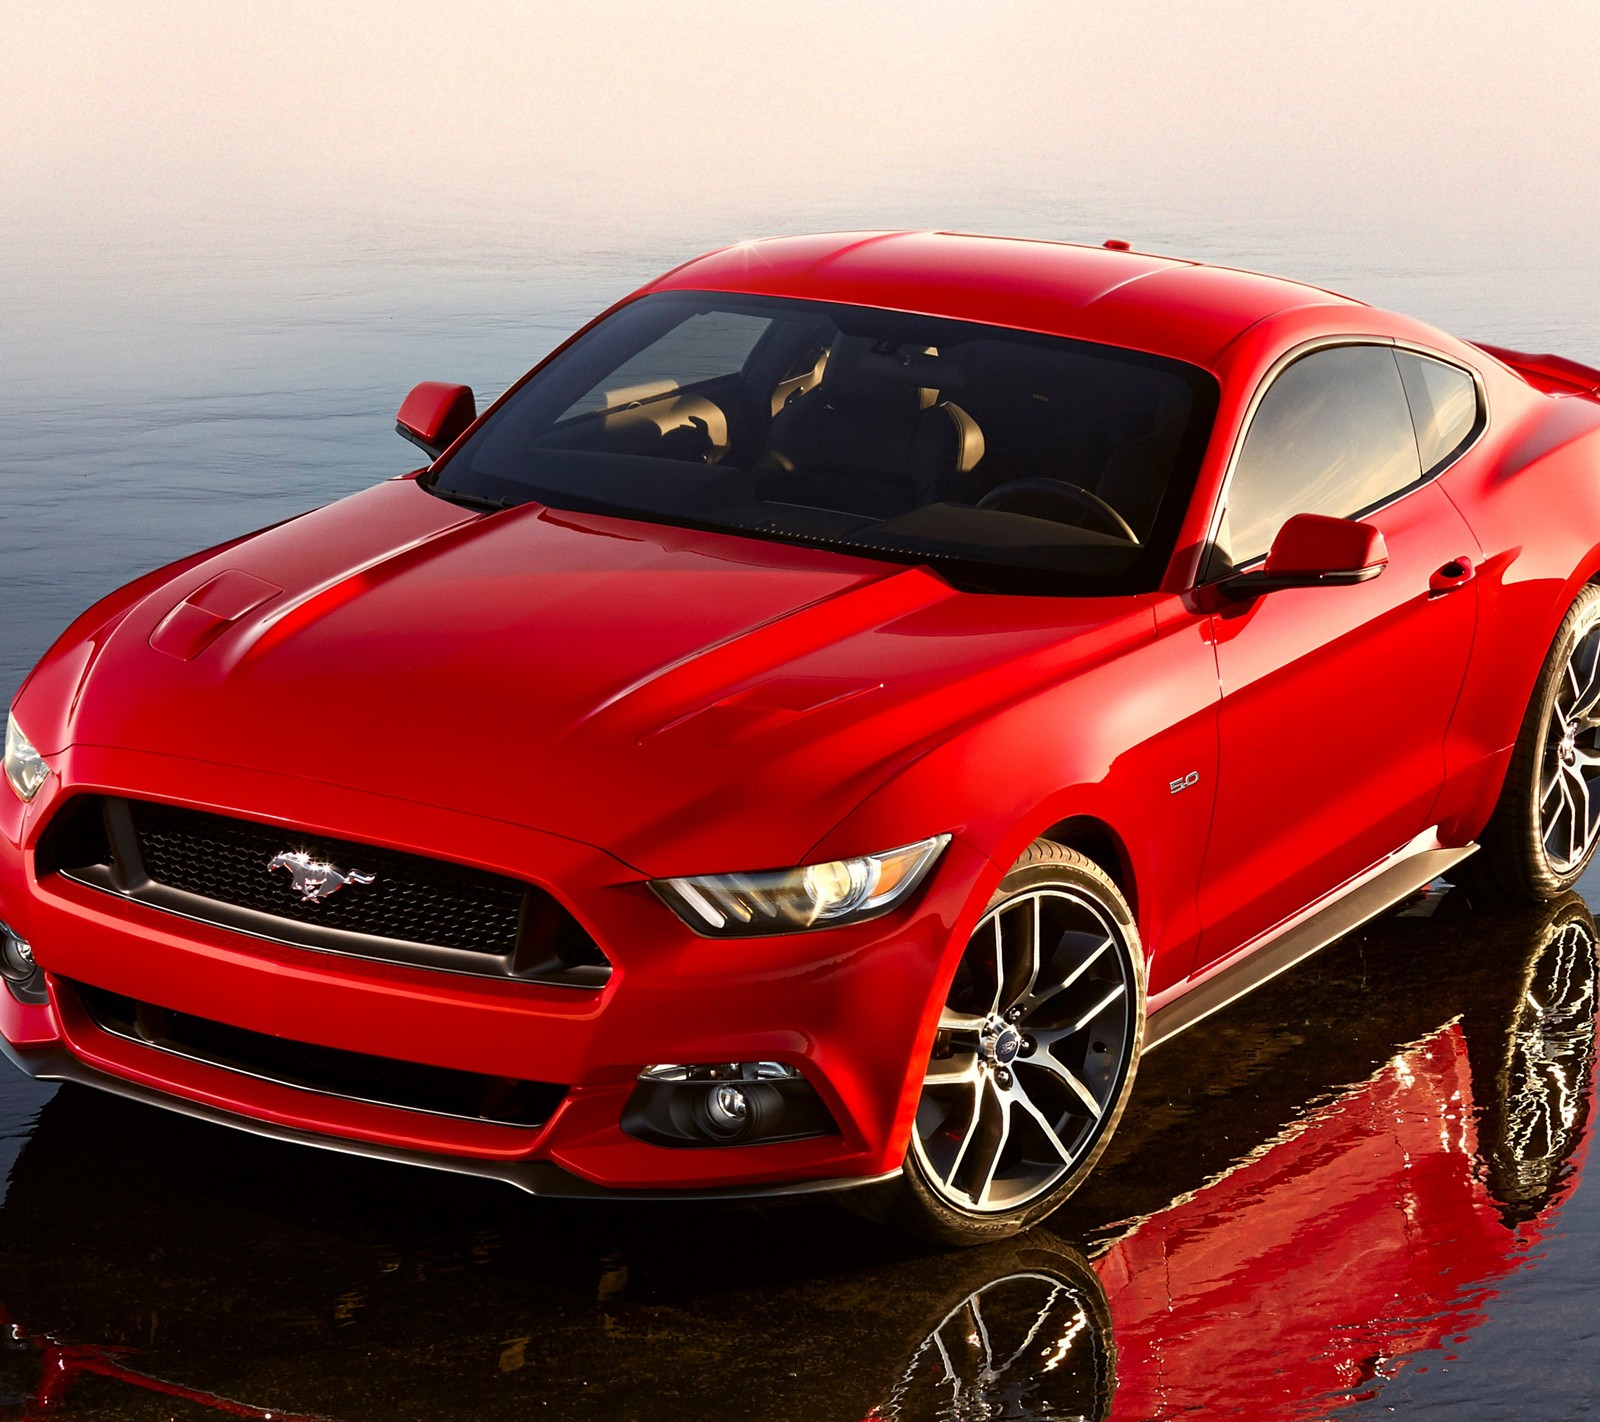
[1471,583,1600,901]
[861,841,1146,1245]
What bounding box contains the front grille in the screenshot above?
[41,796,611,986]
[71,980,567,1127]
[133,799,523,953]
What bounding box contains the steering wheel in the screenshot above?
[976,478,1140,544]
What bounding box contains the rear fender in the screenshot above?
[1434,378,1600,841]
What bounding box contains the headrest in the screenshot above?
[854,350,966,391]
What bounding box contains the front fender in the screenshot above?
[807,600,1220,999]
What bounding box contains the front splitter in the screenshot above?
[0,1036,897,1202]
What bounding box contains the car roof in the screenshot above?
[644,231,1364,371]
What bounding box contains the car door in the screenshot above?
[1193,342,1481,970]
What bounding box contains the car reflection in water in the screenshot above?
[867,1249,1115,1421]
[0,891,1592,1421]
[1092,892,1598,1421]
[0,1307,331,1420]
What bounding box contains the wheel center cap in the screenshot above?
[981,1020,1023,1066]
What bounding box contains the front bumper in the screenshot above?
[0,744,987,1197]
[0,1036,899,1200]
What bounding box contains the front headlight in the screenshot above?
[3,714,48,803]
[652,835,951,936]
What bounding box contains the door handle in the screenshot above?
[1429,557,1475,596]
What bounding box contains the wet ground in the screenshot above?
[0,880,1595,1419]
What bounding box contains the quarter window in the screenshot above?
[1217,345,1423,570]
[1396,351,1480,475]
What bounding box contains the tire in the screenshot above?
[851,841,1146,1245]
[1471,583,1600,901]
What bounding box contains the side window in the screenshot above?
[1216,345,1423,570]
[1396,351,1480,475]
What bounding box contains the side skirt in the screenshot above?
[1145,831,1478,1051]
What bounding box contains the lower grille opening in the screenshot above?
[70,981,567,1128]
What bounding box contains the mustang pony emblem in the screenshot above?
[267,851,376,903]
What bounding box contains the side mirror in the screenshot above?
[1220,513,1388,601]
[396,382,476,461]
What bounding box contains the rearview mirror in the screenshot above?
[1220,513,1388,601]
[396,382,477,461]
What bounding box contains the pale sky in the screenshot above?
[6,0,1598,246]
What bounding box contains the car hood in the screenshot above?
[23,480,1154,874]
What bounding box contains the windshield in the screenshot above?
[425,292,1218,595]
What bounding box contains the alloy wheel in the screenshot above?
[912,887,1137,1215]
[1539,615,1600,873]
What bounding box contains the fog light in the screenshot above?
[0,921,44,1005]
[703,1083,753,1139]
[624,1061,837,1148]
[0,924,34,984]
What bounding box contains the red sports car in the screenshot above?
[4,232,1600,1242]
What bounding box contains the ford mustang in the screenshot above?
[4,231,1600,1243]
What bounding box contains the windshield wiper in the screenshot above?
[426,485,523,514]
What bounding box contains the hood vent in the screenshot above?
[149,570,282,661]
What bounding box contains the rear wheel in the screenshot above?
[1472,584,1600,900]
[860,842,1145,1245]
